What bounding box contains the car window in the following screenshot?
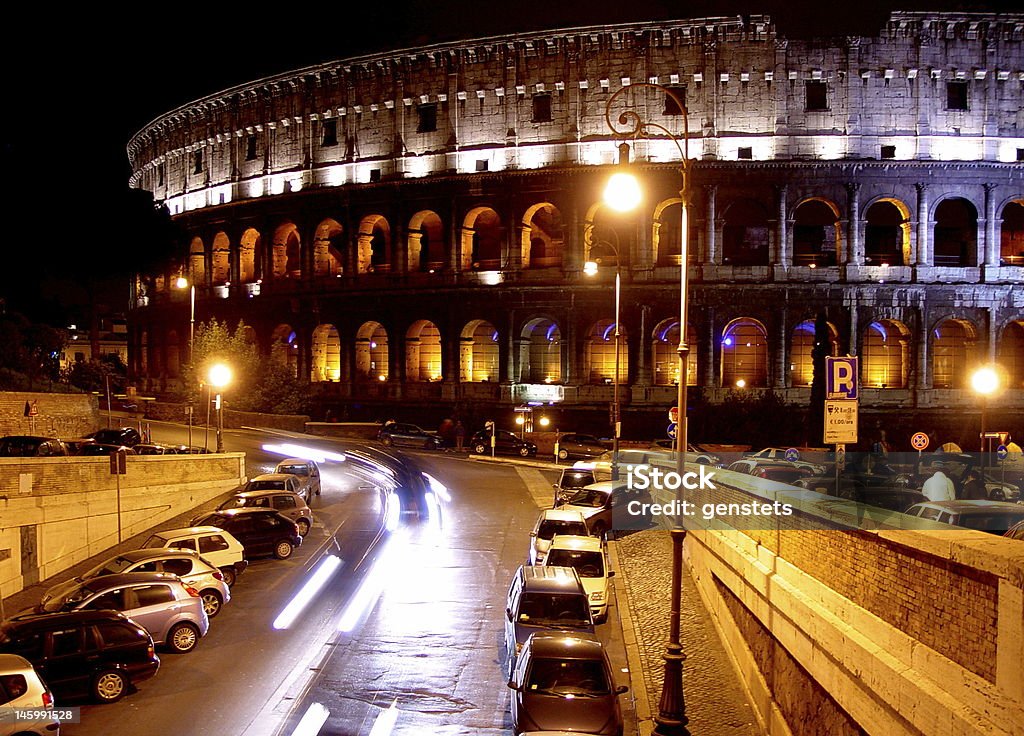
[256,515,281,529]
[97,623,144,647]
[1,631,43,660]
[132,561,159,573]
[83,589,126,611]
[1,672,28,702]
[914,507,942,521]
[162,558,193,576]
[134,585,176,607]
[565,489,608,508]
[199,535,229,554]
[526,657,610,696]
[273,495,297,510]
[50,628,81,657]
[537,520,589,539]
[546,549,605,577]
[169,539,198,552]
[517,593,590,626]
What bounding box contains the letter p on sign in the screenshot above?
[826,356,858,400]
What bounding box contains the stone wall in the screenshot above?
[0,453,246,600]
[0,392,99,439]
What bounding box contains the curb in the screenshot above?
[468,453,570,471]
[608,538,655,736]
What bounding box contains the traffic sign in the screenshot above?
[669,406,679,424]
[667,423,677,440]
[784,448,800,462]
[911,432,929,451]
[997,445,1008,461]
[824,400,858,444]
[826,356,859,400]
[836,444,846,469]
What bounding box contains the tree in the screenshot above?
[180,320,261,410]
[253,360,312,415]
[807,312,830,446]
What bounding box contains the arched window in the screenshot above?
[313,219,344,277]
[521,319,561,383]
[271,324,298,378]
[793,200,840,267]
[239,228,260,283]
[864,200,910,266]
[522,203,564,268]
[188,237,206,286]
[460,320,499,382]
[408,210,445,272]
[406,321,442,381]
[311,324,341,382]
[999,201,1024,266]
[721,318,768,387]
[933,198,977,267]
[358,215,390,273]
[653,200,693,266]
[722,200,770,266]
[651,320,697,386]
[790,320,839,387]
[998,320,1024,390]
[211,232,230,284]
[463,207,503,269]
[356,322,389,382]
[932,319,977,389]
[272,223,301,278]
[585,320,629,385]
[862,320,910,389]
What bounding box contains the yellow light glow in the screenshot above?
[378,374,387,382]
[515,415,526,425]
[736,379,746,389]
[604,172,642,212]
[583,261,599,276]
[175,277,189,289]
[208,363,232,388]
[971,366,999,395]
[538,416,550,427]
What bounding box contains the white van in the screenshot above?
[543,535,613,622]
[143,526,248,587]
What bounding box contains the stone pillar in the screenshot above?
[297,328,312,385]
[449,199,463,272]
[984,183,999,268]
[564,196,582,273]
[848,300,859,357]
[704,311,717,388]
[916,312,930,391]
[565,314,578,385]
[704,185,719,265]
[987,309,998,362]
[775,184,789,268]
[846,182,863,265]
[915,183,930,266]
[775,317,788,389]
[635,305,651,386]
[512,337,527,383]
[393,209,407,275]
[506,202,522,271]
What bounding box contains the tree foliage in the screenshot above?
[0,311,67,389]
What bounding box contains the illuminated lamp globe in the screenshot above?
[208,363,232,389]
[515,415,526,426]
[735,379,746,389]
[971,366,999,396]
[175,277,189,289]
[603,172,642,212]
[583,261,599,276]
[538,416,551,428]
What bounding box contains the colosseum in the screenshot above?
[127,11,1024,442]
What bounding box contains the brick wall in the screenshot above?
[0,392,99,439]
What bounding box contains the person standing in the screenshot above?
[455,420,466,452]
[922,470,955,502]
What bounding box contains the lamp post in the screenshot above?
[208,363,232,453]
[584,226,623,480]
[971,366,999,469]
[176,277,196,448]
[603,82,691,735]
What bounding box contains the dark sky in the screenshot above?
[1,0,1016,321]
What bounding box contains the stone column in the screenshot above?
[704,311,717,388]
[846,182,863,265]
[984,183,999,268]
[507,202,523,271]
[775,184,789,268]
[449,199,463,272]
[704,185,719,265]
[915,183,930,266]
[775,317,788,389]
[987,309,998,362]
[848,299,859,357]
[916,312,930,390]
[635,305,651,386]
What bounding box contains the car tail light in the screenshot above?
[183,584,201,598]
[148,643,156,658]
[42,689,53,707]
[211,570,224,582]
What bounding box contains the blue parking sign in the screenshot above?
[826,356,859,400]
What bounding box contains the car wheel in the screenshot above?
[424,439,435,450]
[473,442,487,454]
[220,567,237,587]
[296,519,310,536]
[93,670,128,703]
[557,448,569,460]
[518,446,531,458]
[274,540,294,559]
[382,436,394,447]
[168,622,200,653]
[201,589,223,618]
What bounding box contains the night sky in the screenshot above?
[2,0,1016,322]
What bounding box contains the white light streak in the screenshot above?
[262,442,347,464]
[421,472,451,503]
[273,555,343,630]
[288,702,330,736]
[368,701,399,736]
[337,532,406,632]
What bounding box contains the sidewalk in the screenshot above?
[611,530,761,736]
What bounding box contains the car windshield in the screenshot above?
[246,480,286,490]
[565,489,609,508]
[560,472,593,489]
[537,520,588,540]
[546,549,604,578]
[143,535,168,548]
[42,582,96,613]
[83,556,133,579]
[517,593,590,628]
[526,658,610,697]
[956,512,1024,533]
[195,513,228,527]
[277,465,309,476]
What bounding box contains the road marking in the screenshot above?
[515,467,554,509]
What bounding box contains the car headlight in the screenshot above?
[590,591,605,602]
[515,642,523,655]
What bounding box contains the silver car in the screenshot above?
[206,488,314,536]
[37,572,209,653]
[273,459,322,500]
[49,548,231,619]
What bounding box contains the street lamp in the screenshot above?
[584,225,624,480]
[603,82,691,735]
[175,276,196,353]
[971,365,1000,468]
[208,363,232,453]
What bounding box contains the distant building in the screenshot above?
[60,317,128,372]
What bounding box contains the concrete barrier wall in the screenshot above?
[0,392,99,439]
[647,471,1024,735]
[0,453,247,601]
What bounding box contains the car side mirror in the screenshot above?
[506,609,513,622]
[529,531,537,537]
[552,483,559,490]
[507,679,519,690]
[608,571,615,577]
[615,684,629,695]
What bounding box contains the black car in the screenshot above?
[0,436,69,457]
[471,429,538,458]
[76,443,137,456]
[189,508,303,560]
[555,434,608,461]
[0,610,160,703]
[88,427,142,447]
[378,423,444,450]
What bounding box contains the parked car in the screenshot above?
[0,653,58,736]
[543,535,613,622]
[189,508,303,560]
[378,422,444,450]
[1005,520,1024,541]
[555,481,651,537]
[575,448,715,481]
[745,447,826,475]
[202,489,313,537]
[75,443,136,457]
[0,610,159,703]
[46,548,231,619]
[504,566,594,677]
[274,458,322,498]
[727,458,815,485]
[471,429,537,458]
[86,427,142,447]
[903,500,1024,535]
[35,572,209,654]
[508,634,628,736]
[0,436,69,457]
[240,473,306,502]
[529,509,590,565]
[552,468,596,507]
[555,433,608,461]
[133,444,176,455]
[649,440,723,466]
[142,526,248,587]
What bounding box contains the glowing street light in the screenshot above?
[176,277,197,448]
[971,365,1000,465]
[208,363,232,453]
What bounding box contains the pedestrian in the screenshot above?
[922,470,955,502]
[962,470,988,500]
[455,420,466,452]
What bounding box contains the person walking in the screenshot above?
[922,470,955,502]
[455,420,466,452]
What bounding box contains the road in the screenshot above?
[58,423,637,735]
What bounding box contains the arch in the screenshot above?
[792,198,841,267]
[462,207,503,270]
[584,319,629,385]
[864,198,911,266]
[999,200,1024,266]
[358,215,391,273]
[408,210,445,272]
[460,320,499,382]
[272,223,301,278]
[239,228,260,283]
[406,320,442,382]
[313,219,344,277]
[521,203,565,268]
[521,318,562,383]
[583,203,632,268]
[652,199,686,266]
[862,320,911,389]
[931,318,978,389]
[166,329,180,379]
[651,319,698,386]
[270,323,298,378]
[211,232,230,284]
[722,199,770,266]
[721,318,769,388]
[311,324,341,382]
[789,319,839,387]
[998,320,1024,390]
[933,197,978,267]
[356,321,389,382]
[188,237,206,285]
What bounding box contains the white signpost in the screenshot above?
[824,400,859,444]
